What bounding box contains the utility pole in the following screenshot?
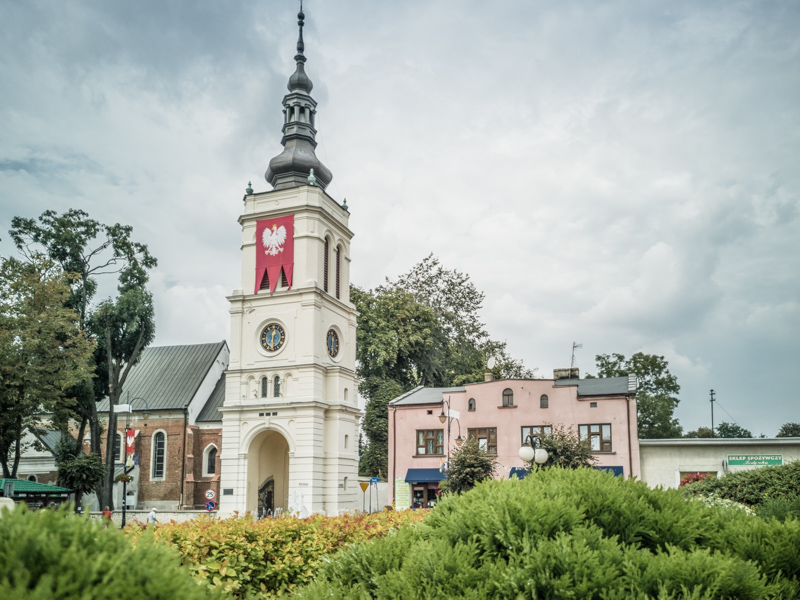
[710,389,715,434]
[570,342,582,378]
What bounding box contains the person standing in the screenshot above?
[101,506,112,528]
[147,507,158,528]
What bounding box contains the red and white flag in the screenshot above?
[255,215,294,294]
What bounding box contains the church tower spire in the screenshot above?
[265,4,333,191]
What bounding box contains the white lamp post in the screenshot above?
[519,435,548,468]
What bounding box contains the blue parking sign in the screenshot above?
[205,501,215,511]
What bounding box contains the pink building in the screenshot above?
[387,371,640,507]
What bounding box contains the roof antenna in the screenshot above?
[570,342,582,379]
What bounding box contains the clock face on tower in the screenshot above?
[260,323,286,352]
[326,329,339,357]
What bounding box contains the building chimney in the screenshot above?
[484,371,493,382]
[553,368,579,381]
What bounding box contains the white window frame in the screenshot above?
[151,429,168,480]
[202,443,218,478]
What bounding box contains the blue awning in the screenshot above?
[405,468,446,483]
[594,466,624,477]
[509,467,531,480]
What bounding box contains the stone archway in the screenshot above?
[246,429,290,515]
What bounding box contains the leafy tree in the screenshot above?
[592,352,682,439]
[777,422,800,438]
[716,422,752,438]
[9,210,156,509]
[354,256,534,476]
[440,436,496,495]
[539,425,596,469]
[91,263,155,509]
[0,256,94,478]
[685,427,717,438]
[358,379,402,478]
[54,436,105,509]
[9,210,156,457]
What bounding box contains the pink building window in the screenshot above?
[540,394,549,408]
[502,389,514,407]
[579,424,612,452]
[468,427,497,455]
[416,429,444,455]
[468,398,476,411]
[521,425,552,444]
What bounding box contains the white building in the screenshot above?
[218,7,361,517]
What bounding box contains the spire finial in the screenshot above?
[296,1,305,61]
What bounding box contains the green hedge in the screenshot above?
[296,468,800,599]
[684,461,800,506]
[0,505,218,600]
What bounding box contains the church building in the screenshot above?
[218,7,361,517]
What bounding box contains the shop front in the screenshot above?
[404,468,444,508]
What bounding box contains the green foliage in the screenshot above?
[594,352,683,439]
[359,378,402,477]
[54,436,105,503]
[441,436,496,495]
[540,424,597,469]
[684,461,800,506]
[777,422,800,438]
[0,505,216,600]
[756,496,800,523]
[685,427,718,438]
[717,422,752,438]
[0,256,94,478]
[297,468,800,599]
[126,511,426,599]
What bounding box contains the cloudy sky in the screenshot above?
[1,1,798,436]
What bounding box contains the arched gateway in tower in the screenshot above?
[219,8,360,516]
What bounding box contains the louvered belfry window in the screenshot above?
[323,239,329,292]
[259,270,270,291]
[335,247,341,299]
[281,268,288,288]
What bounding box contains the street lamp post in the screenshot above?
[438,396,463,467]
[115,395,149,528]
[519,435,549,471]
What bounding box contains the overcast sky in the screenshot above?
[1,1,798,436]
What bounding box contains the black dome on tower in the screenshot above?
[265,7,332,191]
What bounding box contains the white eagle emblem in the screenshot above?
[262,224,287,256]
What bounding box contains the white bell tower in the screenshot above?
[219,7,360,516]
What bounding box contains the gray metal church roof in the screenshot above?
[197,374,226,422]
[390,386,466,406]
[553,376,634,396]
[97,342,227,412]
[31,428,62,454]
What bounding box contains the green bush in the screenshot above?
[756,496,800,523]
[296,468,800,599]
[0,505,218,600]
[684,461,800,506]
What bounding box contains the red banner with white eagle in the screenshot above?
[255,215,294,294]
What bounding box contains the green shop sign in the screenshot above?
[727,454,782,466]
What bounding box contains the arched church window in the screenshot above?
[335,247,341,299]
[323,239,329,292]
[274,376,281,398]
[261,377,268,398]
[152,432,166,479]
[207,447,217,475]
[114,432,122,463]
[502,388,514,407]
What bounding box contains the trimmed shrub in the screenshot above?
[126,510,426,598]
[0,505,217,600]
[683,461,800,506]
[296,468,800,599]
[756,496,800,523]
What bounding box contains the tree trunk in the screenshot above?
[11,413,22,478]
[75,416,87,455]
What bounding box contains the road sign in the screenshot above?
[370,477,380,485]
[205,501,215,511]
[359,482,369,492]
[205,488,216,500]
